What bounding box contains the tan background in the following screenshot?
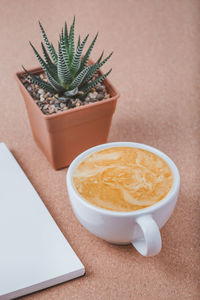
[0,0,199,299]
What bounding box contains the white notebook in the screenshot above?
[0,143,85,300]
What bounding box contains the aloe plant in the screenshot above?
[23,17,112,101]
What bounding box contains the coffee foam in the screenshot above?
[73,147,174,212]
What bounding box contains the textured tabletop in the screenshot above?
[0,0,199,299]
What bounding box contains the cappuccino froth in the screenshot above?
[73,147,173,212]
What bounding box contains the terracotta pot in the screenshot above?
[15,63,119,170]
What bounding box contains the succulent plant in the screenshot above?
[23,17,112,101]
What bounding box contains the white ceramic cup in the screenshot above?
[66,142,180,257]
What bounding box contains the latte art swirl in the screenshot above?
[73,147,174,212]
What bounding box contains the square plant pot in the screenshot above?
[15,65,119,170]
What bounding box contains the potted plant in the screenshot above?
[15,18,119,170]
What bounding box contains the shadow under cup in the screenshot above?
[66,142,180,257]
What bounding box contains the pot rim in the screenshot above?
[15,63,120,120]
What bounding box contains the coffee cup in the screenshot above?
[66,142,180,256]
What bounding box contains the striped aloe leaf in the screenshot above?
[24,18,112,99]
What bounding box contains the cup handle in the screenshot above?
[132,215,162,257]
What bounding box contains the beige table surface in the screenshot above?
[0,0,199,299]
